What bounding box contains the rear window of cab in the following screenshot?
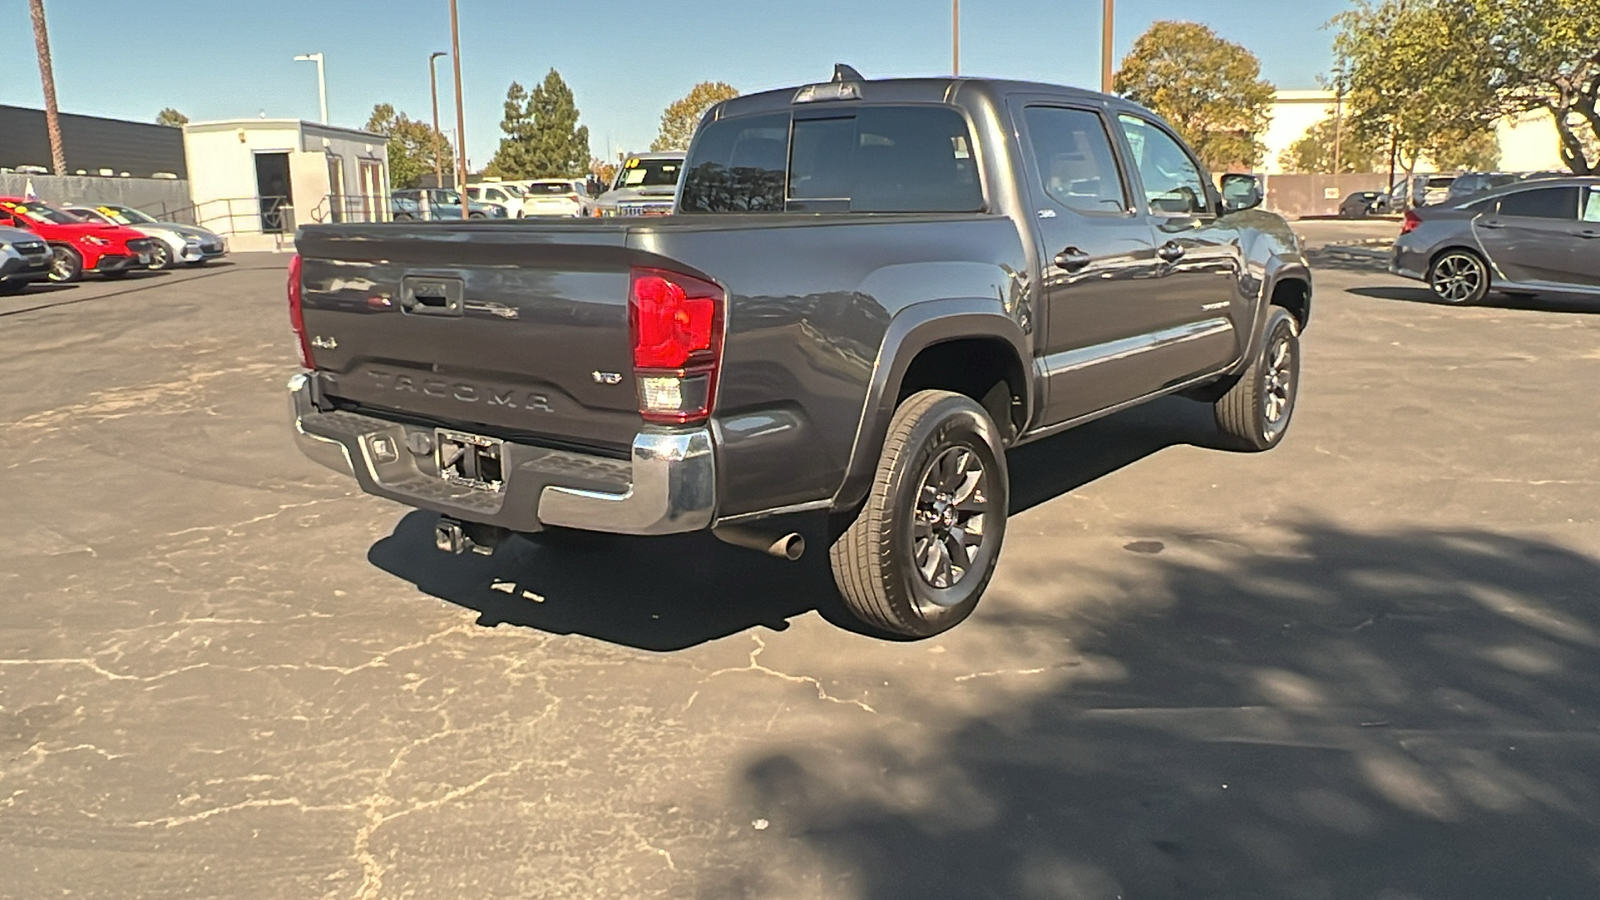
[680,106,984,214]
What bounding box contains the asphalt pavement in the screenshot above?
[1,236,1597,899]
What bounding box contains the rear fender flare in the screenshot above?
[830,297,1032,512]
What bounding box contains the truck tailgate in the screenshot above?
[296,223,647,455]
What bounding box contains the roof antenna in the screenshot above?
[833,64,864,83]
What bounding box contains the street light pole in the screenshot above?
[1101,0,1115,93]
[293,53,328,124]
[429,52,447,185]
[952,0,960,76]
[449,0,469,219]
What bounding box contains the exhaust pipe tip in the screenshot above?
[772,533,805,561]
[714,524,807,561]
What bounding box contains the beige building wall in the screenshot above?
[182,122,302,235]
[1261,90,1569,175]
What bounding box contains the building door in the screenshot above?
[254,152,293,233]
[359,160,384,222]
[326,154,346,223]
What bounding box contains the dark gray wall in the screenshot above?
[0,174,192,216]
[0,105,187,179]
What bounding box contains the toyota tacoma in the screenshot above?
[288,69,1311,637]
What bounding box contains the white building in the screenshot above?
[1260,89,1565,175]
[182,120,390,250]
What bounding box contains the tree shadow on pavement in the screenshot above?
[366,396,1220,650]
[719,523,1600,900]
[1350,285,1600,315]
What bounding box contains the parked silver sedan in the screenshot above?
[1390,176,1600,304]
[65,204,227,269]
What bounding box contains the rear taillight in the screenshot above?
[629,267,724,425]
[287,253,314,368]
[1401,209,1421,235]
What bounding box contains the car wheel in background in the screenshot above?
[393,213,415,221]
[48,246,83,283]
[1214,306,1301,452]
[148,243,173,270]
[469,212,487,219]
[829,390,1009,639]
[1428,250,1490,305]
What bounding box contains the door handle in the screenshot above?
[1575,230,1600,239]
[1158,242,1186,262]
[1480,220,1506,229]
[1054,248,1091,272]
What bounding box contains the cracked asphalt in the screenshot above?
[2,232,1597,900]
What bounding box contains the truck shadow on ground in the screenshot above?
[366,396,1220,650]
[712,522,1600,900]
[1350,285,1600,315]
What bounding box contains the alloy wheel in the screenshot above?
[1431,253,1485,303]
[912,447,991,595]
[1261,329,1297,440]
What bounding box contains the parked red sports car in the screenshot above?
[0,197,157,283]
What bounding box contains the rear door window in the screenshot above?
[1022,106,1129,214]
[1582,188,1600,223]
[1497,187,1580,220]
[680,106,984,214]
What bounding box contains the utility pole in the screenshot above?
[449,0,469,218]
[27,0,67,176]
[1332,90,1344,175]
[429,52,447,185]
[293,53,328,124]
[1101,0,1115,93]
[952,0,960,76]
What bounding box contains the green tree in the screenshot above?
[365,104,453,189]
[651,81,739,152]
[155,108,188,127]
[1278,114,1386,173]
[1113,21,1276,170]
[1431,127,1502,171]
[488,70,591,179]
[1331,1,1502,187]
[1468,0,1600,174]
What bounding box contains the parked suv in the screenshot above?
[0,198,157,282]
[289,71,1311,637]
[0,223,52,294]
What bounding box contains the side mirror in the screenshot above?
[1219,173,1263,212]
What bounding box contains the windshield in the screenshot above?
[96,205,158,226]
[4,201,82,225]
[614,158,682,190]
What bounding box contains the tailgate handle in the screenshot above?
[400,276,465,317]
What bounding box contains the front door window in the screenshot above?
[1117,115,1209,218]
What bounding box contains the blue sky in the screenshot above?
[1,0,1347,168]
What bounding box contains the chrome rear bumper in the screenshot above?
[288,372,715,535]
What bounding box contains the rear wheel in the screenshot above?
[1214,307,1300,451]
[829,390,1008,638]
[1428,250,1490,305]
[468,212,487,219]
[48,246,83,283]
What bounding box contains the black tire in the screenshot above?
[393,213,415,222]
[48,246,83,283]
[1428,249,1490,305]
[1214,307,1301,452]
[148,242,173,270]
[468,212,487,219]
[829,390,1009,638]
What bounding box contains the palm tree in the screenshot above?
[28,0,67,176]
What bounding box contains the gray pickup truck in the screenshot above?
[289,69,1311,637]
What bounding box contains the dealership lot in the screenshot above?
[1,237,1597,898]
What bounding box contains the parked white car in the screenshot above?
[464,183,527,218]
[517,179,595,217]
[64,204,227,269]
